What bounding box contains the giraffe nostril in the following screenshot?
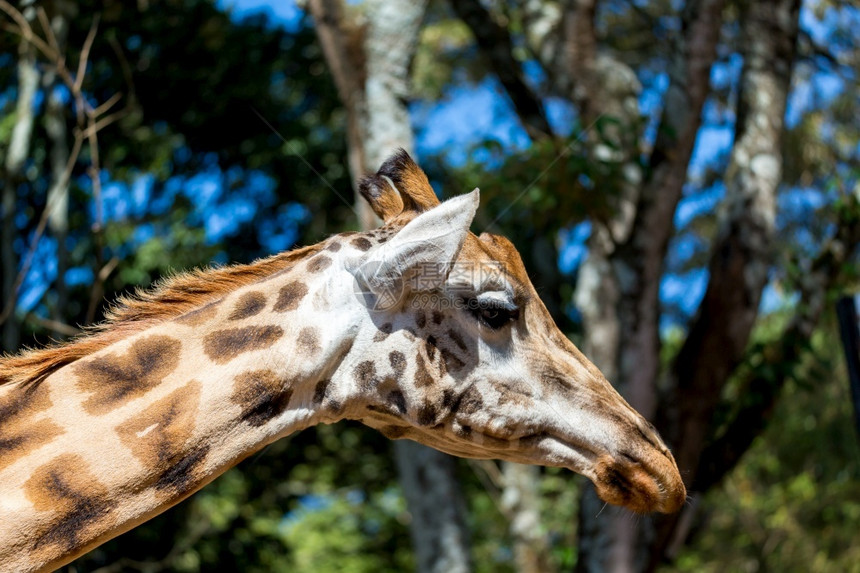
[634,421,666,453]
[619,451,639,465]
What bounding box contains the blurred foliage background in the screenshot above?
[1,0,859,571]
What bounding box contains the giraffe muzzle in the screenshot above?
[592,449,687,514]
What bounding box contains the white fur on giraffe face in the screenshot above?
[300,187,685,515]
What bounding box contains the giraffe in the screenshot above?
[0,150,685,572]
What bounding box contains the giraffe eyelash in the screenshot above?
[461,297,519,329]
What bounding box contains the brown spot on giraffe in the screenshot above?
[24,454,116,554]
[75,335,182,415]
[415,311,426,329]
[311,378,343,413]
[417,402,438,426]
[326,241,342,252]
[203,325,284,364]
[386,390,407,415]
[425,335,438,362]
[351,237,373,251]
[228,291,267,321]
[447,328,468,352]
[0,383,64,472]
[454,424,472,438]
[327,398,344,415]
[354,361,377,392]
[389,351,406,379]
[307,255,333,274]
[297,327,321,355]
[116,380,206,495]
[414,354,433,387]
[456,386,484,415]
[373,322,393,342]
[375,368,400,400]
[440,348,465,372]
[312,379,330,404]
[491,380,534,407]
[231,369,294,426]
[431,311,444,325]
[441,389,456,410]
[274,281,308,312]
[155,446,211,496]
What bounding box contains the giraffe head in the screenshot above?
[334,150,685,514]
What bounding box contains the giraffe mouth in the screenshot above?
[373,417,686,514]
[443,424,599,471]
[518,433,686,514]
[590,452,687,514]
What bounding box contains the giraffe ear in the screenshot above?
[361,189,479,302]
[359,149,441,222]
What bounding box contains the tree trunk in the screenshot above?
[1,2,40,353]
[306,0,375,230]
[395,442,471,573]
[500,462,555,573]
[652,0,801,564]
[43,1,74,334]
[450,0,551,139]
[309,2,473,571]
[572,1,728,569]
[664,0,801,473]
[562,0,652,569]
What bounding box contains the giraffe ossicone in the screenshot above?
[0,149,685,572]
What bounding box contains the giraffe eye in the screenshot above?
[464,297,519,329]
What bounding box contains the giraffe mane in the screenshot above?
[0,243,324,388]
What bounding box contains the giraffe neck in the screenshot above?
[0,243,368,573]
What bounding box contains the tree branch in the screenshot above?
[450,0,552,140]
[694,195,860,492]
[566,3,654,565]
[362,0,427,168]
[650,194,860,568]
[306,0,374,228]
[633,0,727,249]
[561,0,599,122]
[25,313,81,337]
[0,1,128,329]
[648,0,803,566]
[613,0,726,419]
[560,0,643,245]
[665,0,802,478]
[305,0,364,116]
[41,1,74,336]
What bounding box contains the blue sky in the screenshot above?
[218,0,303,30]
